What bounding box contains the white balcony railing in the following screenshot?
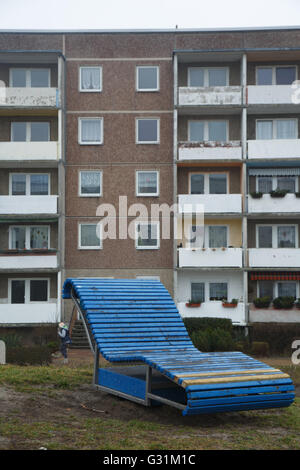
[247,139,300,159]
[178,86,242,107]
[0,196,58,215]
[178,194,242,214]
[0,253,58,270]
[177,301,246,325]
[0,142,60,162]
[249,305,300,323]
[247,85,297,106]
[178,142,242,161]
[248,193,300,214]
[0,87,59,108]
[248,248,300,268]
[178,247,243,268]
[0,303,59,324]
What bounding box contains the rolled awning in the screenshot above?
[250,272,300,281]
[249,168,300,176]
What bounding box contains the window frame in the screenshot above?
[135,221,160,250]
[187,66,229,87]
[258,280,299,299]
[188,119,229,142]
[9,68,51,88]
[79,170,103,197]
[256,224,298,249]
[255,118,298,140]
[136,118,160,144]
[9,225,50,250]
[188,224,229,248]
[78,222,102,250]
[256,65,297,85]
[8,278,50,304]
[189,172,229,195]
[79,66,102,93]
[209,281,228,301]
[78,117,103,145]
[9,173,51,196]
[255,175,298,193]
[11,121,50,142]
[136,170,159,197]
[136,66,160,92]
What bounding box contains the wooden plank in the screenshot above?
[174,368,280,380]
[181,373,290,388]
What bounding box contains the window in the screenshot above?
[9,225,50,250]
[79,118,103,145]
[11,122,50,142]
[136,119,159,144]
[188,225,228,248]
[257,175,296,194]
[10,68,50,87]
[208,226,228,248]
[258,280,297,299]
[278,282,297,298]
[79,67,102,92]
[258,281,274,299]
[136,66,159,91]
[189,225,204,248]
[256,119,297,140]
[257,225,297,248]
[79,171,102,197]
[79,223,102,249]
[191,283,205,303]
[188,120,228,142]
[190,173,227,194]
[136,222,159,249]
[209,282,228,301]
[10,173,50,196]
[256,66,296,85]
[10,279,49,303]
[136,171,159,196]
[188,67,228,87]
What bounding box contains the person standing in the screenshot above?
[58,322,72,364]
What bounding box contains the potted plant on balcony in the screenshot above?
[269,189,289,198]
[222,298,238,308]
[253,296,271,308]
[273,296,295,310]
[250,191,263,199]
[185,299,202,308]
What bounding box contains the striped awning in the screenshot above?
[249,168,300,176]
[251,272,300,281]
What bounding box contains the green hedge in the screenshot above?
[183,317,232,335]
[191,327,236,352]
[249,323,300,355]
[6,346,52,366]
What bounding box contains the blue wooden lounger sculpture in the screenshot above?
[63,278,295,415]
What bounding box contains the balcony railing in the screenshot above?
[248,193,300,214]
[249,304,300,323]
[0,195,58,215]
[247,139,300,159]
[178,194,242,214]
[0,250,58,270]
[178,141,242,161]
[178,86,242,107]
[248,248,300,268]
[177,301,246,325]
[0,87,60,108]
[178,247,243,268]
[0,302,59,324]
[0,142,60,162]
[247,85,297,106]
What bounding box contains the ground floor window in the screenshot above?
[258,280,298,299]
[9,278,49,304]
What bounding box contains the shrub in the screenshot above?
[183,317,232,335]
[250,341,270,357]
[253,296,271,308]
[250,191,263,198]
[272,296,295,309]
[269,189,289,198]
[249,323,300,355]
[6,346,52,366]
[191,327,236,352]
[0,334,22,348]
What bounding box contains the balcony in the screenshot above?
[178,194,242,215]
[0,250,58,270]
[0,302,59,324]
[249,304,300,324]
[247,85,298,109]
[0,87,60,109]
[0,141,60,162]
[178,86,242,107]
[248,248,300,268]
[248,193,300,214]
[177,301,246,325]
[0,195,58,215]
[247,139,300,160]
[178,141,242,161]
[178,247,243,268]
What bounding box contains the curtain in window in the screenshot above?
[276,120,296,139]
[138,172,157,194]
[81,224,99,247]
[259,281,274,299]
[209,283,228,301]
[191,283,205,302]
[257,121,273,140]
[257,176,273,193]
[81,120,101,142]
[209,226,227,248]
[81,172,101,194]
[258,226,273,248]
[12,174,26,195]
[11,227,26,249]
[30,175,49,195]
[277,226,295,248]
[277,176,295,193]
[278,282,297,298]
[30,226,49,249]
[81,68,100,90]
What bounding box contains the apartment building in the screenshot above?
[0,28,299,334]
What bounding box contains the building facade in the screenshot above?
[0,28,300,332]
